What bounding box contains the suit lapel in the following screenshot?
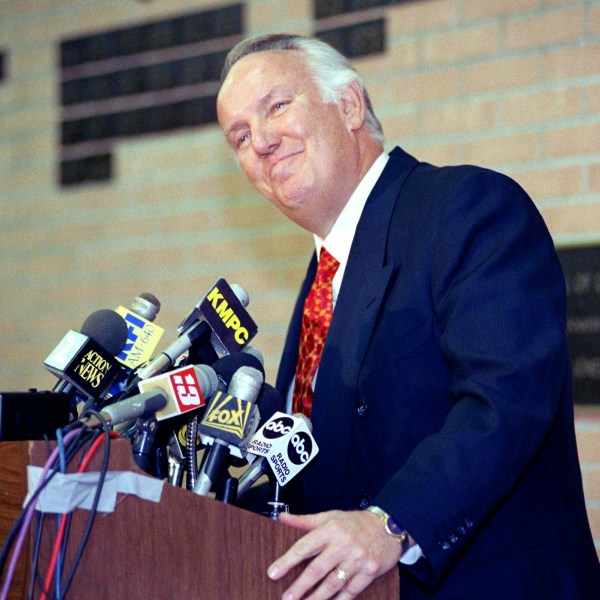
[307,148,420,510]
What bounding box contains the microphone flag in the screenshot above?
[246,412,319,486]
[114,306,164,369]
[44,330,121,398]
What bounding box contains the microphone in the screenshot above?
[137,363,219,421]
[193,365,264,496]
[180,350,267,488]
[74,388,169,429]
[131,292,161,321]
[211,349,265,392]
[120,363,219,477]
[114,292,165,371]
[239,412,319,498]
[255,384,286,430]
[44,309,129,399]
[119,279,258,398]
[177,278,258,355]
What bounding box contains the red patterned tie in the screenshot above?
[292,247,340,418]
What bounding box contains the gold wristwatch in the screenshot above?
[365,506,409,548]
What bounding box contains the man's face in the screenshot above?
[217,50,363,236]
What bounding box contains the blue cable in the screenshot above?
[54,428,67,600]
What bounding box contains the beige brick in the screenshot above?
[379,110,420,143]
[588,83,600,114]
[589,163,600,194]
[506,166,582,201]
[423,23,500,65]
[462,131,540,167]
[465,54,543,95]
[422,99,496,136]
[582,468,600,501]
[388,0,458,34]
[586,507,600,547]
[546,43,600,81]
[502,87,583,126]
[462,0,539,20]
[405,142,463,168]
[388,69,461,104]
[506,8,586,50]
[591,6,600,36]
[247,0,311,32]
[575,409,600,455]
[542,202,600,237]
[545,122,600,159]
[221,200,287,229]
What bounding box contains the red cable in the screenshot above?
[39,430,119,600]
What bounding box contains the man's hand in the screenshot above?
[267,509,402,600]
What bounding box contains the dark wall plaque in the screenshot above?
[557,245,600,405]
[58,4,243,186]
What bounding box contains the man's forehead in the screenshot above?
[218,51,309,114]
[223,49,307,86]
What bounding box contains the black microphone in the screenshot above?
[211,349,265,391]
[177,278,258,355]
[255,383,286,427]
[45,309,129,400]
[193,365,264,496]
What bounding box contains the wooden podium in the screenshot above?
[0,441,399,599]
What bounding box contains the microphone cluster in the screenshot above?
[1,276,324,599]
[38,277,319,514]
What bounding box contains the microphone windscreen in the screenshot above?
[256,384,285,426]
[211,352,265,386]
[81,309,129,355]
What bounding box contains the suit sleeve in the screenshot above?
[372,168,570,581]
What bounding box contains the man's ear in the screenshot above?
[339,81,366,131]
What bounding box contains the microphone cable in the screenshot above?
[42,418,116,600]
[0,421,117,600]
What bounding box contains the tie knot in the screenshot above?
[318,247,340,280]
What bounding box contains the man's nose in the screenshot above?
[251,123,279,156]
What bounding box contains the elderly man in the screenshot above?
[216,34,600,600]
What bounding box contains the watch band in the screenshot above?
[365,505,409,545]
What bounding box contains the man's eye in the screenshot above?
[272,101,289,111]
[237,133,250,147]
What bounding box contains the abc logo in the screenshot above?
[263,416,294,439]
[287,432,312,465]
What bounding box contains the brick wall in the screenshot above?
[0,0,598,555]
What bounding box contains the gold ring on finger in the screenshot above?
[335,567,349,584]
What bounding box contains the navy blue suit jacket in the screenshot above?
[276,147,600,598]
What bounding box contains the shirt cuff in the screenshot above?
[400,542,423,565]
